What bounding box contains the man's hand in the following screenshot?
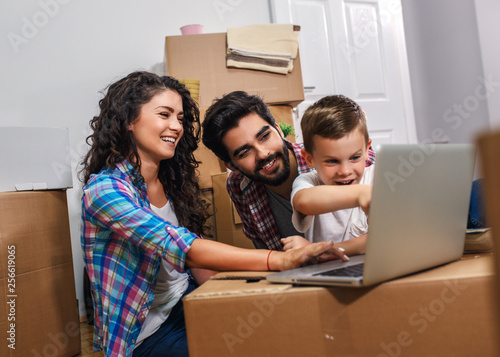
[281,235,311,251]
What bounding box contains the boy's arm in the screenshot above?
[336,234,367,256]
[293,184,372,216]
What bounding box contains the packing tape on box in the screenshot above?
[15,182,48,191]
[179,78,200,104]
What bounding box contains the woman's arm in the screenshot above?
[83,175,198,272]
[293,184,372,216]
[185,239,347,272]
[190,268,218,285]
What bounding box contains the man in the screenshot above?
[202,91,375,250]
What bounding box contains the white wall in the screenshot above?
[0,0,272,318]
[401,0,493,144]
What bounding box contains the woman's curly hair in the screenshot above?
[81,71,210,237]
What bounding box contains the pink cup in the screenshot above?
[180,24,203,35]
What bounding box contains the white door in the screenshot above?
[271,0,417,147]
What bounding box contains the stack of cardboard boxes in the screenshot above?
[0,127,80,357]
[164,32,304,248]
[165,32,499,356]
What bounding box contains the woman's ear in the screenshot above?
[301,148,315,169]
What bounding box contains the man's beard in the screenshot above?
[240,142,291,186]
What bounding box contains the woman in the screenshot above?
[80,71,343,357]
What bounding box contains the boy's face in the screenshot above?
[222,112,291,186]
[303,129,371,186]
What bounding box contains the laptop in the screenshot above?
[267,144,476,287]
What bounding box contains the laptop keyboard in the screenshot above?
[314,263,364,277]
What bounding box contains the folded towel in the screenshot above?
[226,53,292,74]
[226,24,300,74]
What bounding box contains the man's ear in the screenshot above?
[301,148,315,169]
[224,161,238,172]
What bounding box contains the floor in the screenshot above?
[78,322,104,357]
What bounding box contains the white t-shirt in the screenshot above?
[135,200,189,347]
[291,165,375,243]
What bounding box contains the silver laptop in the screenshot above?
[267,144,476,287]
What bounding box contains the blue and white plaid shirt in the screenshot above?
[81,160,199,357]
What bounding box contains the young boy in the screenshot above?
[283,95,374,257]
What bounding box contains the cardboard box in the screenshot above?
[0,127,73,192]
[0,190,80,357]
[184,254,498,356]
[165,33,305,108]
[477,129,500,353]
[200,188,217,241]
[268,105,296,143]
[212,172,254,249]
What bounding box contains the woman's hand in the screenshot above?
[269,241,348,271]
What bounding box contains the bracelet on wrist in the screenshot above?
[267,250,273,271]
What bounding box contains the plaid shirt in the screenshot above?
[227,142,375,250]
[81,160,198,357]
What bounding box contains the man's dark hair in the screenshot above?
[202,91,276,163]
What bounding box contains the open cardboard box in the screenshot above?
[184,254,498,356]
[165,32,305,108]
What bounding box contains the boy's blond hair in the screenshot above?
[301,95,369,153]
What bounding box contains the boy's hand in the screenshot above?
[281,235,311,251]
[358,185,372,215]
